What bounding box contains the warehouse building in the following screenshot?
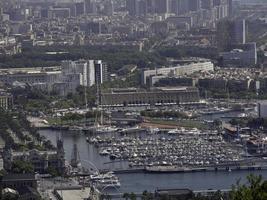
[101,87,200,107]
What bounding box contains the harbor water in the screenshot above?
[39,128,267,194]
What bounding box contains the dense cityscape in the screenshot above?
[0,0,267,199]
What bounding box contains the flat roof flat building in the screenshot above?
[101,87,200,107]
[142,60,214,85]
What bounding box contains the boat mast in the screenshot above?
[96,79,103,126]
[71,143,81,168]
[84,85,88,127]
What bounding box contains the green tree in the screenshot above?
[11,160,34,174]
[47,166,59,177]
[123,193,130,200]
[129,192,136,200]
[230,174,267,200]
[142,190,154,200]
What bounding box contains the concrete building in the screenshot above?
[234,19,246,44]
[126,0,148,16]
[3,139,65,174]
[75,2,85,16]
[155,0,170,14]
[101,87,200,107]
[0,71,61,85]
[150,21,170,36]
[188,0,200,11]
[142,60,214,85]
[258,101,267,118]
[216,19,246,51]
[150,76,195,87]
[49,7,71,19]
[170,0,189,15]
[85,0,97,14]
[220,42,257,67]
[61,59,107,86]
[0,59,107,96]
[227,78,251,92]
[1,173,41,199]
[198,78,227,90]
[0,92,13,110]
[201,0,214,9]
[1,174,38,190]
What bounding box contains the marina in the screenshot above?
[89,131,244,168]
[36,101,267,195]
[39,126,267,194]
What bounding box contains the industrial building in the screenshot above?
[101,87,200,107]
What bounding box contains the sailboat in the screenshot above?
[85,81,118,139]
[92,110,118,134]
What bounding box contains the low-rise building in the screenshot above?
[220,43,257,67]
[0,59,108,96]
[0,91,13,110]
[3,139,65,174]
[142,60,214,85]
[227,79,251,92]
[152,76,195,87]
[1,173,41,200]
[258,101,267,118]
[101,87,200,107]
[198,78,227,90]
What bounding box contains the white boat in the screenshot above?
[168,129,180,135]
[148,127,160,134]
[99,149,110,156]
[94,125,118,134]
[120,126,140,134]
[90,171,117,181]
[97,179,121,188]
[90,171,120,188]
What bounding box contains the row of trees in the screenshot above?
[0,109,54,151]
[0,45,167,73]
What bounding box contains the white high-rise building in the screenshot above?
[61,59,106,87]
[87,60,96,87]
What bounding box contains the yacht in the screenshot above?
[97,179,121,188]
[99,149,110,156]
[90,172,120,188]
[168,129,180,135]
[120,126,141,134]
[94,125,118,134]
[148,127,160,135]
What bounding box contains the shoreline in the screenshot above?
[111,164,267,174]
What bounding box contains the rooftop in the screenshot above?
[55,187,91,200]
[2,173,36,182]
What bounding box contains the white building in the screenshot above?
[61,59,105,87]
[142,60,214,84]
